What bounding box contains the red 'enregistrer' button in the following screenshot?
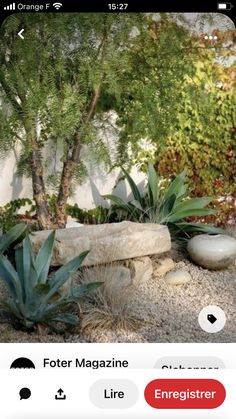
[144,379,226,409]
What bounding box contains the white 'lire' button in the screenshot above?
[90,379,139,409]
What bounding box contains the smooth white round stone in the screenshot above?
[165,270,191,285]
[187,234,236,270]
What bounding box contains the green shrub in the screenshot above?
[0,230,101,329]
[66,204,109,225]
[103,163,224,242]
[154,59,236,197]
[43,194,109,225]
[0,198,33,233]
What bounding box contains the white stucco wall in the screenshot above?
[0,150,145,209]
[0,152,32,206]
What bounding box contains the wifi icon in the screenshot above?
[53,2,62,10]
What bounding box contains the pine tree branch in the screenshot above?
[84,85,102,124]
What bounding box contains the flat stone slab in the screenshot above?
[31,221,171,267]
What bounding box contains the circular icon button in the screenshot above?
[198,305,226,333]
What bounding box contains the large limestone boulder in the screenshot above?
[31,221,171,267]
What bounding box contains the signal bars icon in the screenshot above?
[4,3,15,10]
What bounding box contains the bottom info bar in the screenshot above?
[144,379,226,409]
[0,370,234,418]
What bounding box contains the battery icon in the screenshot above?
[217,2,233,9]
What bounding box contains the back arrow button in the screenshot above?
[18,29,24,39]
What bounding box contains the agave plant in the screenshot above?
[0,230,101,329]
[103,163,224,241]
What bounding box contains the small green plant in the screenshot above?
[103,163,224,241]
[67,203,109,225]
[0,199,33,233]
[41,195,109,225]
[0,230,101,329]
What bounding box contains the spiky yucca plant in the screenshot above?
[104,163,224,241]
[0,230,101,329]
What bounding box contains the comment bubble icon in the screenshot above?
[19,387,31,400]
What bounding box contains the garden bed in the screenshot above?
[1,229,235,343]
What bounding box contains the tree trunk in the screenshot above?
[54,31,107,228]
[55,133,81,228]
[55,86,102,228]
[30,142,53,230]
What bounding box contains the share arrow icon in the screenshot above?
[55,388,66,400]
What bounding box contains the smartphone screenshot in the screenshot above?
[0,0,235,417]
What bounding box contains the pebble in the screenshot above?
[154,258,175,276]
[165,269,192,285]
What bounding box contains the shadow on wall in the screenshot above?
[89,177,109,208]
[11,172,24,200]
[89,169,134,208]
[89,169,128,208]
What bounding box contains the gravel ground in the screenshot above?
[0,232,236,343]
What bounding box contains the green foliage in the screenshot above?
[0,223,27,253]
[103,164,224,241]
[136,31,236,197]
[66,204,109,225]
[0,198,33,233]
[0,230,101,329]
[0,13,199,227]
[0,14,234,227]
[42,195,109,224]
[0,13,145,188]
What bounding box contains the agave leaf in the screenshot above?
[0,254,19,298]
[24,284,52,317]
[102,194,128,208]
[164,171,186,201]
[0,254,24,311]
[52,313,79,325]
[130,199,143,211]
[71,282,102,299]
[36,301,68,319]
[4,299,23,320]
[39,282,102,320]
[22,235,38,304]
[173,197,213,213]
[174,222,225,234]
[15,246,25,302]
[45,250,90,302]
[147,163,159,207]
[35,230,56,284]
[0,223,27,253]
[175,183,188,202]
[122,167,143,204]
[167,208,216,223]
[33,283,51,298]
[159,194,176,222]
